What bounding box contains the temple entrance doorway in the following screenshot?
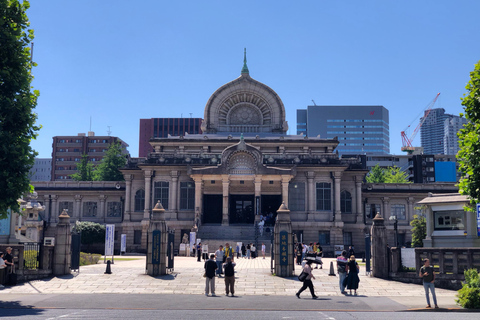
[261,194,282,226]
[229,195,254,224]
[203,195,223,224]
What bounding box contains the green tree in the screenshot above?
[458,60,480,210]
[365,164,386,183]
[0,0,40,219]
[410,213,426,247]
[384,166,412,184]
[93,142,126,181]
[70,154,94,181]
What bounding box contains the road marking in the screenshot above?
[318,311,336,320]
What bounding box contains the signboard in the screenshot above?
[152,230,161,265]
[280,231,288,266]
[202,244,208,255]
[401,248,416,268]
[477,204,480,237]
[189,232,196,253]
[334,245,344,256]
[0,209,11,236]
[104,224,115,256]
[120,234,126,253]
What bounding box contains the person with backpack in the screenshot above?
[223,257,236,296]
[336,250,348,294]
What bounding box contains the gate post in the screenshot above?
[274,202,294,277]
[53,209,71,276]
[146,201,168,276]
[371,213,388,279]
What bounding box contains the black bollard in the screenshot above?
[328,261,336,276]
[105,260,112,274]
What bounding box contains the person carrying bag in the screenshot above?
[295,260,318,299]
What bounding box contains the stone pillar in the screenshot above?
[53,209,71,276]
[50,195,58,223]
[143,170,152,219]
[306,172,315,221]
[423,206,433,247]
[254,176,262,222]
[274,202,294,277]
[170,171,179,220]
[222,175,229,226]
[407,197,414,222]
[193,176,204,222]
[74,195,82,221]
[43,195,51,223]
[382,197,390,219]
[333,172,342,222]
[371,213,388,279]
[8,210,19,244]
[124,174,132,221]
[281,175,291,208]
[146,201,168,276]
[99,195,107,221]
[355,177,362,223]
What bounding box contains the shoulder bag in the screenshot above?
[298,271,308,282]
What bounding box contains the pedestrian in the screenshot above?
[301,243,307,262]
[246,243,251,259]
[251,244,256,259]
[236,244,240,259]
[196,242,202,262]
[419,258,438,309]
[348,245,355,258]
[4,247,14,272]
[296,243,303,265]
[346,255,360,295]
[204,254,217,296]
[296,260,318,299]
[223,257,236,297]
[0,252,6,288]
[215,245,224,277]
[241,243,246,258]
[336,250,348,294]
[261,243,266,259]
[224,243,234,262]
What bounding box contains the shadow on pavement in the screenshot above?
[0,301,45,317]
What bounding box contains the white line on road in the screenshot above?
[318,311,336,320]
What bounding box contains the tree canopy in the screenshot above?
[0,0,40,219]
[458,60,480,209]
[71,154,94,181]
[365,164,411,184]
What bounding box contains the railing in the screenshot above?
[23,242,41,269]
[415,247,480,274]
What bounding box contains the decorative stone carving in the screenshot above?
[228,105,262,125]
[228,151,256,175]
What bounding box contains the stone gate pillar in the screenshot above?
[146,201,168,276]
[53,209,71,276]
[274,202,294,277]
[371,213,388,279]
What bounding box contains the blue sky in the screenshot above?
[28,0,480,158]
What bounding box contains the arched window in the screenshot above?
[340,190,352,214]
[134,189,145,212]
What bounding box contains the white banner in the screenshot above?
[401,248,416,268]
[120,234,126,253]
[189,232,196,253]
[105,224,115,256]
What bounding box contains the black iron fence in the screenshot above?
[23,242,41,270]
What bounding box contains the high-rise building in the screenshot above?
[29,158,52,181]
[444,115,467,155]
[51,132,129,180]
[139,118,203,157]
[297,105,389,155]
[420,108,450,154]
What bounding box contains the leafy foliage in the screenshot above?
[79,252,101,266]
[75,221,105,245]
[457,61,480,210]
[70,154,94,181]
[93,142,126,181]
[366,165,411,184]
[0,0,40,219]
[410,213,426,247]
[456,269,480,309]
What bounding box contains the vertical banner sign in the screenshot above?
[189,232,196,254]
[476,204,480,237]
[120,234,127,253]
[152,230,161,265]
[280,231,288,266]
[105,224,115,256]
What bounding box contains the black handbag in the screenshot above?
[298,271,308,282]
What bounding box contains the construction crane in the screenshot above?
[400,92,441,154]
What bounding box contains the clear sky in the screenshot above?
[27,0,480,158]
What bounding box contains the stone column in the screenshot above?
[193,176,204,222]
[8,210,19,244]
[281,175,291,208]
[424,206,433,247]
[43,195,51,223]
[144,170,153,219]
[306,172,315,221]
[222,175,229,226]
[355,176,362,223]
[53,209,71,276]
[124,174,132,221]
[382,197,390,219]
[274,202,294,277]
[170,171,179,220]
[333,171,342,222]
[74,195,82,221]
[254,176,262,222]
[51,195,58,223]
[407,197,415,222]
[99,195,107,221]
[371,213,388,279]
[146,201,168,276]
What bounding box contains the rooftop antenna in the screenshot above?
[181,113,183,118]
[189,113,193,118]
[89,116,92,131]
[107,126,112,136]
[312,100,317,106]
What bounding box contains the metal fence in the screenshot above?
[23,242,41,270]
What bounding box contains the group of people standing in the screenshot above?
[204,243,236,297]
[295,242,323,268]
[240,243,266,259]
[0,247,15,289]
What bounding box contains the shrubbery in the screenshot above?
[456,268,480,309]
[79,252,101,266]
[74,221,105,245]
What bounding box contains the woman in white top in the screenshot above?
[0,252,7,288]
[296,260,318,299]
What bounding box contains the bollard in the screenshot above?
[362,254,365,263]
[328,261,336,276]
[105,260,112,274]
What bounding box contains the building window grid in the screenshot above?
[83,202,98,217]
[134,189,145,212]
[316,182,331,211]
[153,181,169,209]
[180,182,195,210]
[107,202,122,217]
[288,182,305,211]
[391,204,406,220]
[58,201,73,215]
[340,190,352,214]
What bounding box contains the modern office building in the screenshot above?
[420,108,450,154]
[444,115,467,155]
[51,132,129,181]
[297,105,389,155]
[29,158,52,181]
[139,118,203,157]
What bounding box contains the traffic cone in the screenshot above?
[105,260,112,274]
[328,261,336,276]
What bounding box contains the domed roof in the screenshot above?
[202,51,288,134]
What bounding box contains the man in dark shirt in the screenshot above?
[419,258,438,308]
[4,247,14,271]
[204,254,217,296]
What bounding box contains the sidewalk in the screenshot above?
[0,256,459,309]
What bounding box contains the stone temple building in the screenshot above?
[119,53,369,251]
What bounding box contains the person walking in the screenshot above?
[419,258,438,309]
[296,260,318,299]
[296,243,303,265]
[224,243,234,262]
[223,257,236,297]
[261,243,266,259]
[0,252,7,288]
[241,243,246,258]
[196,242,202,262]
[251,244,256,259]
[236,244,240,259]
[346,255,360,295]
[336,250,348,294]
[348,245,355,258]
[214,245,224,277]
[204,254,217,296]
[246,243,251,259]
